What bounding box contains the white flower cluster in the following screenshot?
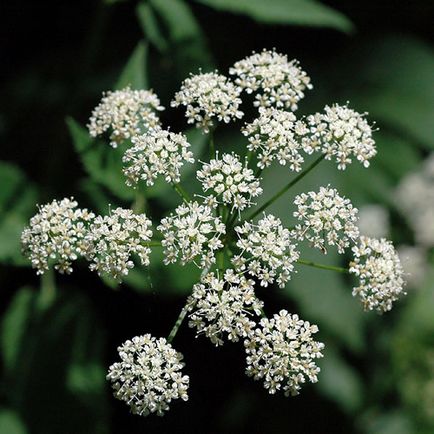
[197,152,263,211]
[21,198,94,275]
[293,186,359,254]
[233,214,299,287]
[85,208,153,280]
[395,153,434,247]
[244,310,324,396]
[242,108,306,170]
[230,49,312,111]
[122,129,194,187]
[187,270,263,346]
[158,201,225,268]
[88,86,163,147]
[301,103,376,169]
[398,245,428,288]
[107,334,189,416]
[171,72,243,133]
[350,236,406,313]
[357,204,390,239]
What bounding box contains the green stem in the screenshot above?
[39,268,56,309]
[248,155,325,220]
[132,191,146,214]
[217,249,225,272]
[146,241,162,247]
[172,183,191,202]
[209,131,215,159]
[167,302,190,343]
[297,259,349,274]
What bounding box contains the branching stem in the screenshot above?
[297,259,349,274]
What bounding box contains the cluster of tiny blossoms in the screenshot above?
[88,86,163,147]
[230,49,312,111]
[293,186,359,254]
[84,208,153,280]
[245,310,324,396]
[171,72,243,133]
[123,129,194,187]
[21,198,94,275]
[22,48,409,418]
[301,104,377,169]
[157,201,225,268]
[187,270,263,346]
[107,335,189,416]
[350,236,406,313]
[233,214,299,287]
[197,152,263,212]
[242,107,306,170]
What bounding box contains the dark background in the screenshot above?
[1,1,434,433]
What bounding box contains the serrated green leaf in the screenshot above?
[115,41,148,90]
[193,0,353,33]
[0,162,37,266]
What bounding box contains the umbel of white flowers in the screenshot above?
[21,49,406,417]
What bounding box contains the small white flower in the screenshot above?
[230,49,312,111]
[122,129,194,187]
[107,334,189,416]
[350,236,406,313]
[301,103,376,169]
[233,214,299,287]
[88,86,164,147]
[171,72,243,133]
[244,310,324,396]
[357,204,390,239]
[242,107,306,170]
[21,198,94,275]
[85,208,153,280]
[293,186,359,254]
[395,153,434,247]
[188,269,263,346]
[197,152,263,212]
[157,201,225,268]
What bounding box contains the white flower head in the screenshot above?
[88,86,164,147]
[157,201,225,268]
[188,269,263,346]
[85,208,153,280]
[107,334,189,416]
[171,72,243,133]
[233,214,299,287]
[122,129,194,187]
[293,186,359,254]
[395,153,434,247]
[229,49,312,111]
[21,197,94,275]
[302,103,376,169]
[242,107,306,170]
[350,236,406,313]
[245,310,324,396]
[197,152,263,212]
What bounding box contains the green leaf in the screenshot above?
[192,0,354,33]
[318,346,364,413]
[115,41,148,90]
[347,36,434,149]
[136,3,169,52]
[66,117,135,201]
[0,288,36,373]
[0,410,27,434]
[0,161,38,266]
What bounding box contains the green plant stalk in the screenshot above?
[297,259,349,274]
[209,130,215,159]
[167,302,191,344]
[173,183,191,202]
[248,154,326,220]
[132,190,146,214]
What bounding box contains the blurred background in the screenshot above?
[1,0,434,433]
